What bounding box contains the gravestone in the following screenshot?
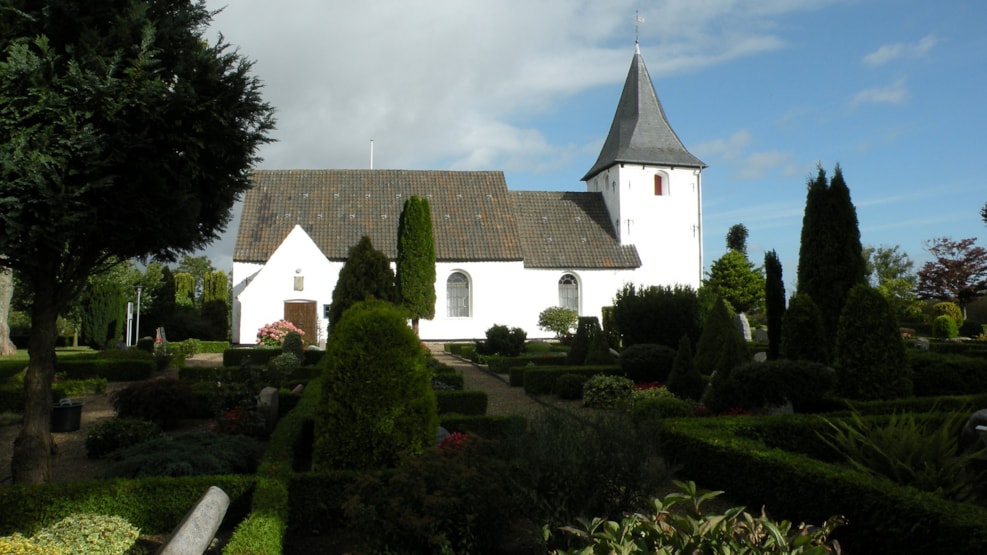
[752,352,767,363]
[961,409,987,458]
[257,387,279,435]
[734,313,752,342]
[158,486,230,555]
[754,328,769,343]
[914,337,930,351]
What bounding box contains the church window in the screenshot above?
[447,272,471,318]
[559,273,579,312]
[654,175,663,195]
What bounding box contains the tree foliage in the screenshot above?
[0,0,273,484]
[613,284,701,349]
[834,284,911,400]
[864,244,920,322]
[666,335,704,401]
[703,250,765,314]
[779,293,828,364]
[763,250,785,360]
[537,306,578,341]
[329,236,397,332]
[314,300,437,471]
[395,196,436,335]
[796,165,866,358]
[694,297,747,376]
[915,237,987,313]
[725,223,749,255]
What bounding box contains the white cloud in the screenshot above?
[695,130,753,160]
[851,77,909,106]
[862,35,937,66]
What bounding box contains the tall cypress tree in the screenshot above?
[796,164,866,359]
[395,196,436,337]
[329,236,396,332]
[764,250,785,360]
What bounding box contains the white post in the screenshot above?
[135,286,143,343]
[126,302,134,347]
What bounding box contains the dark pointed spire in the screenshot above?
[582,48,705,181]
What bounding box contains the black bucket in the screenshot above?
[51,399,83,433]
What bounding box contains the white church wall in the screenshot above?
[614,164,703,289]
[233,226,339,346]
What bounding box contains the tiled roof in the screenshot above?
[510,191,641,269]
[234,170,524,263]
[582,49,705,181]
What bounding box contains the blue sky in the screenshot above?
[200,0,987,295]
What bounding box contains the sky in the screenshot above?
[197,0,987,295]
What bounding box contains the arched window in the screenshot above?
[558,273,579,312]
[447,272,470,317]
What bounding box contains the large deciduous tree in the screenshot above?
[0,1,273,483]
[395,196,436,336]
[796,165,866,359]
[0,267,15,355]
[915,237,987,316]
[864,244,920,322]
[704,250,765,314]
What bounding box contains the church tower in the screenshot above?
[582,44,705,288]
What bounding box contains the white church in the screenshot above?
[231,45,706,345]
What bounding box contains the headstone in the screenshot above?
[961,409,987,458]
[754,328,769,343]
[752,352,767,363]
[257,386,279,435]
[158,486,230,555]
[914,337,930,351]
[734,313,752,342]
[290,383,304,395]
[436,425,450,446]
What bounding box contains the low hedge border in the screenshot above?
[56,358,153,382]
[522,365,623,395]
[0,475,255,537]
[223,348,324,368]
[435,390,487,415]
[660,416,987,554]
[484,353,568,374]
[222,377,322,554]
[179,366,321,384]
[439,414,527,440]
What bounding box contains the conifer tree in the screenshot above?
[835,284,911,400]
[796,165,866,359]
[667,335,703,401]
[779,293,828,363]
[694,297,748,376]
[764,250,785,360]
[329,236,397,332]
[395,196,436,336]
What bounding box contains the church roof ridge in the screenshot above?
[582,47,705,181]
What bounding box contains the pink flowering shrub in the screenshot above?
[438,432,469,452]
[256,319,305,346]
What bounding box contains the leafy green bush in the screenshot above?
[619,343,676,383]
[554,373,588,400]
[568,316,609,366]
[314,300,437,471]
[930,301,964,328]
[720,360,837,413]
[630,390,694,423]
[111,378,197,428]
[932,315,959,339]
[475,324,527,357]
[835,284,912,400]
[821,410,985,501]
[493,411,669,541]
[538,306,578,341]
[266,352,300,387]
[85,418,162,458]
[30,514,140,555]
[780,293,829,363]
[282,331,304,360]
[666,335,704,401]
[104,433,265,478]
[557,480,843,554]
[613,283,702,349]
[908,351,987,396]
[582,374,635,409]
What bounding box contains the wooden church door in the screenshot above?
[284,300,317,346]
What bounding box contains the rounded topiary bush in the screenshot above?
[929,301,964,329]
[30,514,140,555]
[666,335,704,401]
[582,374,635,409]
[111,378,196,428]
[631,393,694,423]
[932,315,959,339]
[282,330,305,360]
[85,418,162,458]
[314,299,438,471]
[619,343,676,383]
[104,433,264,478]
[477,324,527,357]
[835,284,912,400]
[779,293,828,363]
[554,373,589,400]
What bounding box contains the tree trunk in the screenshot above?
[11,276,60,484]
[0,266,16,355]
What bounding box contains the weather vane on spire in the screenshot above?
[635,11,645,45]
